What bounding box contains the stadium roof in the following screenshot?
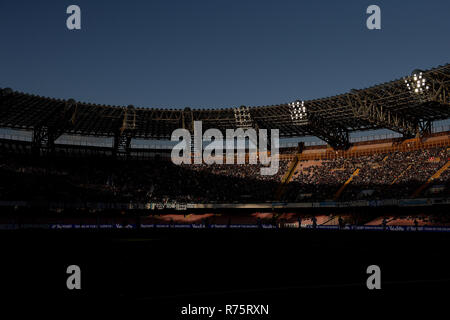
[0,63,449,150]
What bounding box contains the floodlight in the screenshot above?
[289,100,308,124]
[405,70,429,95]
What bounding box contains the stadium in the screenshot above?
[1,64,450,231]
[3,1,450,315]
[2,65,450,310]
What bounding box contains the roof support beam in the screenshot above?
[241,106,272,150]
[112,105,136,158]
[347,93,419,138]
[31,99,78,155]
[427,75,450,106]
[181,107,194,133]
[307,114,350,150]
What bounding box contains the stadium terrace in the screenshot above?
[0,63,449,213]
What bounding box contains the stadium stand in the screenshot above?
[0,136,449,203]
[0,64,449,228]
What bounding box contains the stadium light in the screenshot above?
[289,100,308,124]
[404,71,430,94]
[234,105,253,128]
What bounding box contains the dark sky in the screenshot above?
[0,0,449,109]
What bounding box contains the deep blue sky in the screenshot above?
[0,0,449,109]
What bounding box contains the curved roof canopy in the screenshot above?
[0,64,449,149]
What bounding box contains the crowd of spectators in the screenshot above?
[342,148,449,200]
[0,153,288,204]
[283,146,449,201]
[283,157,362,201]
[0,145,448,204]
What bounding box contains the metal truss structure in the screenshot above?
[0,64,449,153]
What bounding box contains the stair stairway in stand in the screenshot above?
[412,160,450,198]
